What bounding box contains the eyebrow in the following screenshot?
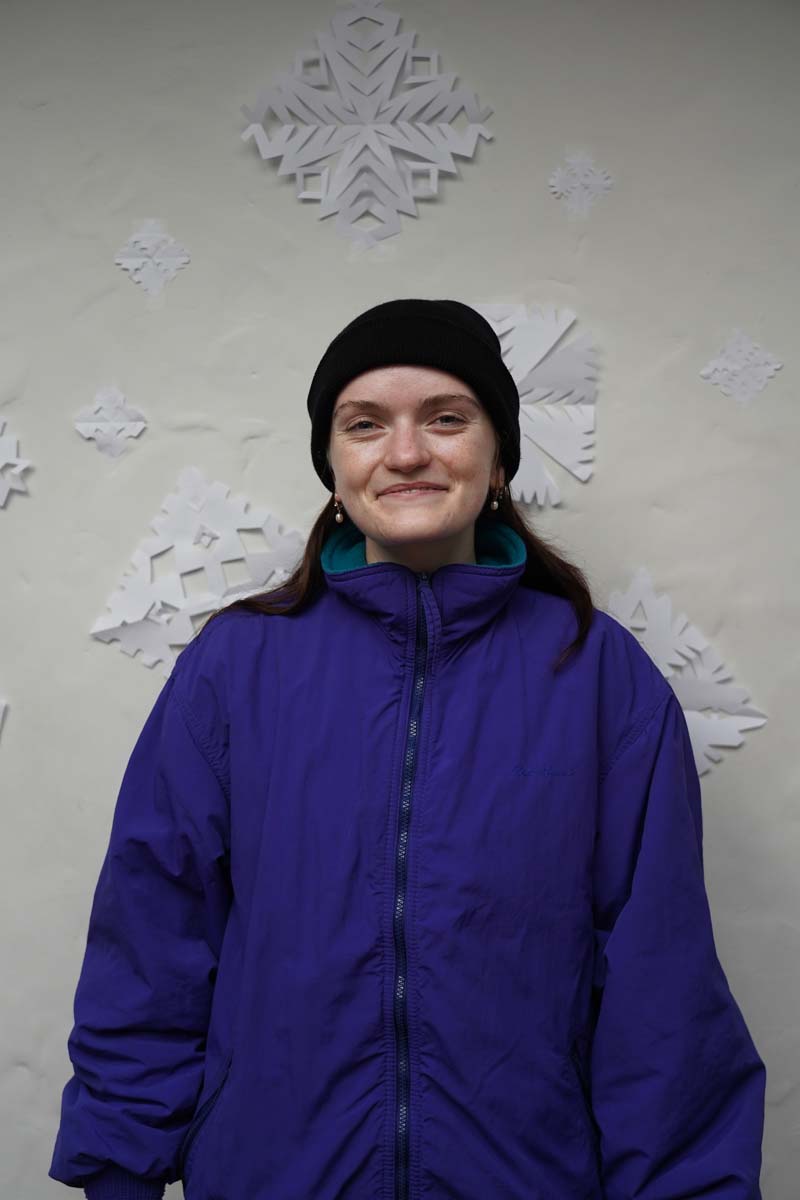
[334,393,480,419]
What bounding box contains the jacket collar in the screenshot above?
[320,512,527,650]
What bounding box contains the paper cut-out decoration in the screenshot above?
[473,302,598,508]
[0,698,7,744]
[74,386,148,457]
[0,418,33,508]
[114,219,190,296]
[548,150,613,217]
[608,568,766,776]
[241,0,493,247]
[91,467,305,676]
[700,329,783,406]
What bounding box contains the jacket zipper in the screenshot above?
[393,571,431,1200]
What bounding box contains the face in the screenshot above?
[327,365,504,571]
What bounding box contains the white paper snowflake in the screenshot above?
[607,568,766,775]
[0,418,33,508]
[74,386,148,457]
[241,0,493,247]
[114,219,191,296]
[700,329,782,406]
[91,467,306,675]
[472,302,598,507]
[548,150,613,217]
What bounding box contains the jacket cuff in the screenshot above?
[84,1165,166,1200]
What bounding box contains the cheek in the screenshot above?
[332,444,379,484]
[440,436,493,475]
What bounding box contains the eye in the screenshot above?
[344,414,466,433]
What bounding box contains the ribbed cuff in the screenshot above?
[84,1164,166,1200]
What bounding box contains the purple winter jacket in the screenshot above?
[49,513,766,1199]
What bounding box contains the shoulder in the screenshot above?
[587,607,674,769]
[528,590,668,699]
[587,607,671,704]
[169,608,268,756]
[517,589,669,699]
[174,606,266,668]
[517,589,673,762]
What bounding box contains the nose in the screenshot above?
[381,421,433,470]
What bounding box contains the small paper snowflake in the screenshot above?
[91,467,306,675]
[74,386,148,457]
[114,219,190,296]
[700,329,782,406]
[0,418,33,508]
[548,150,613,217]
[241,0,493,247]
[472,302,599,507]
[607,568,766,775]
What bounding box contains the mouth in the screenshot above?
[379,487,447,498]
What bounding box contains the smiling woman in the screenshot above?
[201,298,596,670]
[49,298,766,1200]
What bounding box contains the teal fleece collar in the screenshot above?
[321,511,526,575]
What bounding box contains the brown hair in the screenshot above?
[195,467,595,672]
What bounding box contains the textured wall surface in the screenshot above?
[1,0,797,1196]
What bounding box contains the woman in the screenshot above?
[50,299,766,1199]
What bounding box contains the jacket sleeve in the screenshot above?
[47,650,233,1199]
[590,685,766,1199]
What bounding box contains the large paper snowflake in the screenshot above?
[0,418,33,508]
[74,386,147,457]
[473,302,598,507]
[549,150,614,217]
[700,329,783,406]
[114,219,190,296]
[241,0,493,247]
[607,568,766,776]
[91,467,305,675]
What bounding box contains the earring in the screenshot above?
[490,484,504,511]
[334,496,344,523]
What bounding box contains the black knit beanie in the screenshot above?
[306,298,521,493]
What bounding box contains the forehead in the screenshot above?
[334,364,480,411]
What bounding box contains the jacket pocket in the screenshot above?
[568,1043,601,1161]
[178,1050,234,1179]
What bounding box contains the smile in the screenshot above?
[380,488,446,498]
